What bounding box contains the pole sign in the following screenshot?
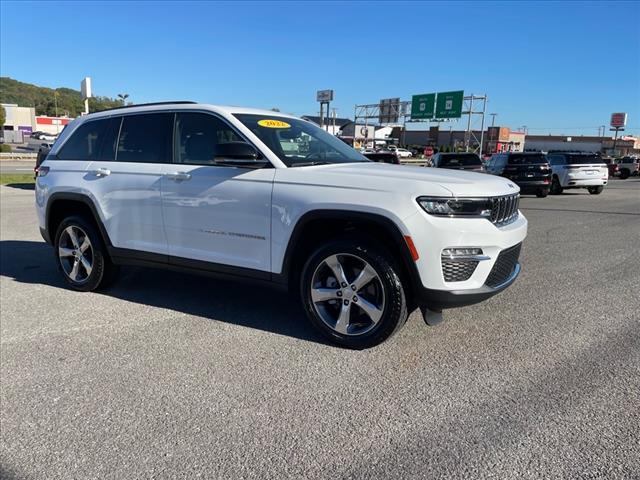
[610,112,627,128]
[410,93,436,120]
[316,89,334,102]
[379,98,400,124]
[435,90,464,118]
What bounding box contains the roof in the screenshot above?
[80,102,303,121]
[302,115,353,128]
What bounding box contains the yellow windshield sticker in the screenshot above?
[258,119,291,129]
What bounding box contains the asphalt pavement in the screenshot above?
[1,180,639,479]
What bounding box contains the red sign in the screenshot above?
[36,116,72,126]
[610,112,627,128]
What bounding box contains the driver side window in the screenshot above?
[175,113,243,165]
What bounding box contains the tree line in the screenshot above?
[0,77,123,117]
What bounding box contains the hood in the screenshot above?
[277,162,519,198]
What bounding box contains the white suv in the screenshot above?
[35,102,527,348]
[547,152,608,195]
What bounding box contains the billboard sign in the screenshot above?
[410,93,436,120]
[379,97,400,124]
[316,89,334,102]
[81,77,92,99]
[488,126,510,142]
[610,112,627,128]
[435,90,463,118]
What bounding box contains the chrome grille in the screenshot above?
[489,194,520,226]
[442,259,479,282]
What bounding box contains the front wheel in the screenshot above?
[300,238,408,349]
[550,176,563,195]
[588,186,604,195]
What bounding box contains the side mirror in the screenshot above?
[215,142,260,160]
[213,142,269,168]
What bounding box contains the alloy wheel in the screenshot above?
[58,225,93,284]
[310,253,385,336]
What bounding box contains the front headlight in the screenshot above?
[417,197,492,218]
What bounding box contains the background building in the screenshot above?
[1,103,36,135]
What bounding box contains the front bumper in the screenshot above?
[417,262,521,309]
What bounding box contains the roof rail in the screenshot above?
[95,101,197,113]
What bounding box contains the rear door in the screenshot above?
[86,113,176,255]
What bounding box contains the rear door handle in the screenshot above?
[91,168,111,177]
[165,172,191,181]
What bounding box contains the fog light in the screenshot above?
[442,247,483,257]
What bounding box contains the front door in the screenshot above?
[161,112,274,274]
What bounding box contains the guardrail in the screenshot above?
[0,152,37,160]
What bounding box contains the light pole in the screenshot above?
[490,113,497,127]
[117,93,129,106]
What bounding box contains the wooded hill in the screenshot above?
[0,77,123,117]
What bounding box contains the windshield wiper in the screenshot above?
[289,161,333,168]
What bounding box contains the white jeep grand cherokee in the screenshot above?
[36,102,527,348]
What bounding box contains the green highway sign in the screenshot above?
[435,90,464,118]
[410,93,436,120]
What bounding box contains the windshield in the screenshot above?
[567,154,605,165]
[234,114,369,167]
[440,154,482,167]
[508,153,548,165]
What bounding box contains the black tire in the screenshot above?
[300,237,408,349]
[588,186,604,195]
[550,176,563,195]
[54,215,119,291]
[536,188,549,198]
[619,169,630,180]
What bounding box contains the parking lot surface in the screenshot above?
[1,180,639,479]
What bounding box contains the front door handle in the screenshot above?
[165,172,192,181]
[91,168,111,177]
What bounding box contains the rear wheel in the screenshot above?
[588,186,604,195]
[300,238,408,349]
[550,176,563,195]
[536,188,549,198]
[619,169,630,180]
[54,215,119,291]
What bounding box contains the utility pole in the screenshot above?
[54,90,60,133]
[521,125,528,135]
[331,107,337,135]
[490,113,497,127]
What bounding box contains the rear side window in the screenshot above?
[57,119,110,160]
[116,113,174,163]
[174,112,243,165]
[508,153,548,165]
[440,154,482,167]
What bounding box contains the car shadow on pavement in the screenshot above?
[3,183,35,190]
[0,240,327,345]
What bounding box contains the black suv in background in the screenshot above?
[430,152,485,172]
[485,152,552,197]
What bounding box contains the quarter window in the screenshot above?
[175,113,243,165]
[57,119,110,160]
[116,113,174,163]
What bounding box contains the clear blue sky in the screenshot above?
[1,1,639,135]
